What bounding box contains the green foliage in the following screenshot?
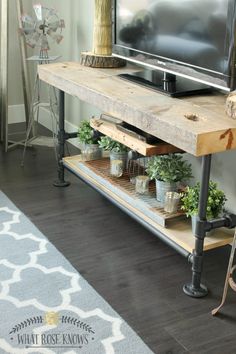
[98,136,128,152]
[181,181,227,219]
[78,120,98,144]
[146,154,193,182]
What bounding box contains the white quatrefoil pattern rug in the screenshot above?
[0,192,153,354]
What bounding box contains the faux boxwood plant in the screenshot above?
[78,120,99,144]
[98,136,128,152]
[146,154,193,182]
[181,181,227,219]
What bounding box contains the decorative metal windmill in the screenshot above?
[20,4,65,165]
[20,4,65,61]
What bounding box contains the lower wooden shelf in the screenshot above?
[63,155,234,254]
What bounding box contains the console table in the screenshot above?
[38,62,236,298]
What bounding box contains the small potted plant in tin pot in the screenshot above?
[146,154,193,205]
[78,120,102,160]
[181,180,227,234]
[98,136,128,169]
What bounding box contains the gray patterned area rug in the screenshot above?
[0,192,153,354]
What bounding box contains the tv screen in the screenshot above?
[113,0,236,92]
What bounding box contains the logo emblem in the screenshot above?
[44,312,59,326]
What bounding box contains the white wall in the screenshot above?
[8,2,24,106]
[1,0,33,123]
[3,0,32,106]
[186,151,236,213]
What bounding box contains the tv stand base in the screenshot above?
[53,179,70,188]
[119,70,212,97]
[183,283,208,298]
[37,62,236,297]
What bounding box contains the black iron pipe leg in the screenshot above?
[183,155,212,297]
[53,90,70,187]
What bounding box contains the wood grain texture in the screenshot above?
[90,117,182,156]
[38,62,236,156]
[63,155,234,253]
[226,92,236,119]
[80,52,126,68]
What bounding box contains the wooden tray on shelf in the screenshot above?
[84,158,184,227]
[63,155,234,253]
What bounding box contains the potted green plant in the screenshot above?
[146,154,192,204]
[181,181,227,233]
[98,136,128,169]
[78,120,102,160]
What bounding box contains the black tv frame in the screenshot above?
[112,0,236,92]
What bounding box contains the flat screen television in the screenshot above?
[112,0,236,96]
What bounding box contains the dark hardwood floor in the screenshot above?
[1,137,236,354]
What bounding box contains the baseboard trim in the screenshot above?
[37,105,82,151]
[8,104,80,148]
[38,106,80,148]
[8,104,26,124]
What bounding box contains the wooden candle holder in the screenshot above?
[80,51,126,68]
